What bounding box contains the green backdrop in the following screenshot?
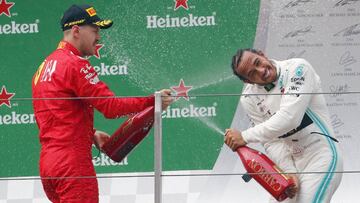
[0,0,259,177]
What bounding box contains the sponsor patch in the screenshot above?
[86,7,97,17]
[295,66,304,77]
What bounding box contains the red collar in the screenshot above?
[57,41,81,56]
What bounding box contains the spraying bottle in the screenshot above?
[235,145,295,201]
[102,106,154,162]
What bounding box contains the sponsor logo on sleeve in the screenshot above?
[80,64,100,85]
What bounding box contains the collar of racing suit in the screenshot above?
[57,40,82,56]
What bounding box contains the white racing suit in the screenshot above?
[241,58,343,203]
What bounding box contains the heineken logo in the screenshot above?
[0,20,39,34]
[162,103,217,119]
[0,86,36,126]
[167,79,217,118]
[93,63,128,76]
[171,79,192,101]
[0,1,40,34]
[146,13,216,29]
[0,111,36,125]
[0,0,14,17]
[0,86,15,108]
[92,152,128,167]
[87,44,129,76]
[174,0,189,11]
[146,0,216,29]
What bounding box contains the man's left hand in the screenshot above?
[224,128,247,151]
[93,130,110,150]
[285,174,299,199]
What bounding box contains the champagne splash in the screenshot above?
[168,99,226,137]
[197,116,225,136]
[190,75,235,92]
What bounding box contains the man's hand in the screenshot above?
[93,130,110,150]
[285,174,299,199]
[160,89,174,110]
[224,128,247,151]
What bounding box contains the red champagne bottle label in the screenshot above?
[237,146,295,201]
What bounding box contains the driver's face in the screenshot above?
[236,51,277,85]
[78,25,100,56]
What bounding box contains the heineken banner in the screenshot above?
[0,0,359,202]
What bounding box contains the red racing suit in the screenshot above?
[32,41,154,202]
